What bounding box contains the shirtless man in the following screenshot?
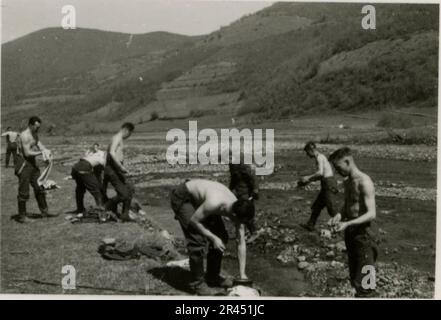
[15,116,56,223]
[300,142,339,231]
[328,147,378,297]
[103,123,135,221]
[170,179,253,295]
[2,126,19,167]
[71,145,106,213]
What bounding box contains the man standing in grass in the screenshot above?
[299,142,338,231]
[104,122,135,222]
[328,147,378,297]
[15,116,57,223]
[170,179,253,295]
[2,126,19,167]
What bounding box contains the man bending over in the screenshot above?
[170,179,253,295]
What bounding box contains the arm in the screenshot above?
[37,140,48,152]
[37,140,52,161]
[329,184,346,226]
[303,156,324,183]
[336,179,376,231]
[1,132,9,137]
[236,222,247,279]
[109,135,127,173]
[190,203,226,252]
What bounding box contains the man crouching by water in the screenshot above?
[328,147,378,298]
[170,179,253,295]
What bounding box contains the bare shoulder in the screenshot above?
[20,129,32,143]
[359,172,375,194]
[207,181,235,204]
[317,153,329,165]
[112,133,122,143]
[110,133,122,148]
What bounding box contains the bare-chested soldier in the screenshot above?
[300,142,338,231]
[170,179,253,295]
[328,147,378,297]
[71,145,106,213]
[15,116,57,223]
[103,122,135,221]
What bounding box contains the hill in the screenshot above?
[1,2,438,133]
[1,28,199,103]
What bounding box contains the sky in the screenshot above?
[1,0,273,43]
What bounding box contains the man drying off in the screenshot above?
[328,147,378,297]
[2,126,19,168]
[15,116,57,223]
[300,142,338,231]
[104,123,135,222]
[71,145,106,213]
[170,179,253,295]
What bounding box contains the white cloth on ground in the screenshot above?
[227,285,260,297]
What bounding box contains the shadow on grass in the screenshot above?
[10,213,60,222]
[10,213,44,221]
[148,266,192,293]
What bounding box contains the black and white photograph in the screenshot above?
[0,0,439,300]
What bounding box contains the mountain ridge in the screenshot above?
[1,2,438,132]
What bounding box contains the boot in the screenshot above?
[120,200,133,222]
[105,197,118,214]
[16,200,30,223]
[192,282,224,296]
[206,248,223,281]
[36,192,58,217]
[302,220,315,232]
[36,192,48,213]
[206,275,233,288]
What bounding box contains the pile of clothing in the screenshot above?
[66,207,118,224]
[227,285,261,297]
[98,231,182,262]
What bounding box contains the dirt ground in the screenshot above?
[0,116,436,297]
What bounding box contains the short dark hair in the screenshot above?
[6,126,11,130]
[329,147,352,163]
[28,116,42,126]
[232,199,255,223]
[304,141,316,152]
[93,143,99,146]
[121,122,135,132]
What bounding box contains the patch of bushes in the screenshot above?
[150,111,159,121]
[189,109,207,118]
[376,114,414,129]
